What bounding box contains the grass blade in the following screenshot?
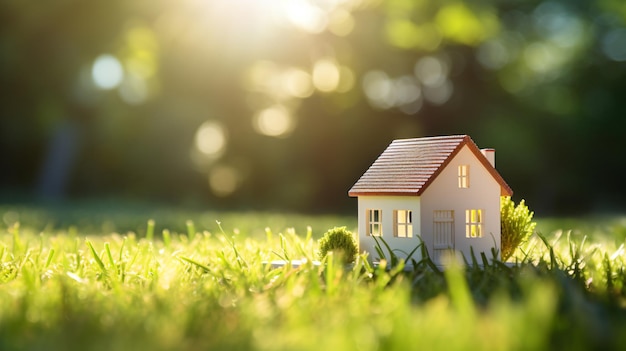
[44,248,55,268]
[104,242,115,268]
[162,229,171,248]
[86,240,107,275]
[186,220,195,238]
[146,219,155,241]
[179,256,211,272]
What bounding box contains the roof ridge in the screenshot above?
[391,135,468,143]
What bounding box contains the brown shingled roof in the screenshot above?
[348,135,513,197]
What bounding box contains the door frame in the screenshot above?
[432,210,455,263]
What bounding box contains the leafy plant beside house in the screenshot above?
[317,226,358,263]
[501,196,537,261]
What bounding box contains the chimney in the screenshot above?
[481,148,495,167]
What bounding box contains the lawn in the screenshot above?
[1,204,626,351]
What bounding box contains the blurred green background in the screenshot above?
[1,0,625,215]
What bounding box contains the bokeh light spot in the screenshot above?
[312,58,340,92]
[118,72,149,105]
[533,2,584,48]
[209,165,239,197]
[329,8,355,36]
[399,99,423,115]
[423,80,453,105]
[524,42,559,73]
[254,105,294,137]
[244,62,316,100]
[363,70,393,109]
[2,211,19,226]
[245,61,279,92]
[195,121,227,157]
[125,52,158,80]
[386,19,442,51]
[435,3,499,46]
[414,56,448,87]
[477,39,510,70]
[363,71,423,111]
[337,66,355,93]
[92,54,124,90]
[283,68,314,98]
[126,25,160,54]
[602,28,626,62]
[394,76,421,106]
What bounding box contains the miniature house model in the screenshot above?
[348,135,513,265]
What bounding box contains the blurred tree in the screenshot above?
[0,0,624,215]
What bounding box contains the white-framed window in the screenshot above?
[393,210,413,238]
[465,209,483,238]
[366,209,382,236]
[458,165,469,188]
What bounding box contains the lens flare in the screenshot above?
[283,0,328,34]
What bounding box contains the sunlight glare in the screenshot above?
[283,0,328,33]
[92,54,124,90]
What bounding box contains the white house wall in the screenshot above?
[420,145,502,262]
[357,196,422,263]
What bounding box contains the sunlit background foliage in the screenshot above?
[1,0,625,214]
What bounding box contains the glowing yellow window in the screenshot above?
[458,165,469,188]
[465,209,482,238]
[394,210,413,238]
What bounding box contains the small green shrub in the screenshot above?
[317,226,358,263]
[501,196,537,261]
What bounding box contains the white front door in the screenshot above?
[433,210,454,264]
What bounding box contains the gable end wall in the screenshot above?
[420,145,502,261]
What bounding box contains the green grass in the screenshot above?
[1,206,626,351]
[0,202,355,238]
